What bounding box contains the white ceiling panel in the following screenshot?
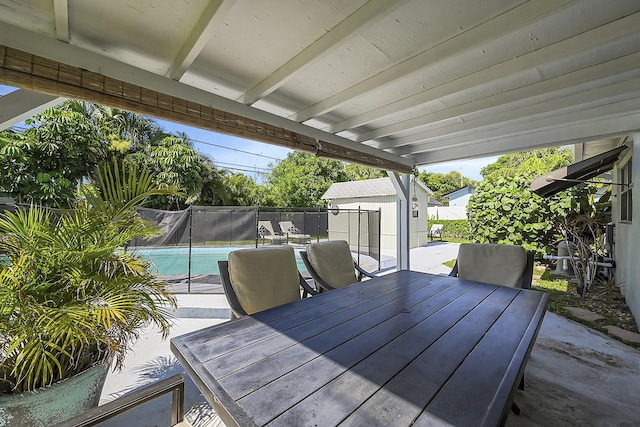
[1,0,640,168]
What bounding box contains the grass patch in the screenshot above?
[441,238,471,244]
[443,259,456,269]
[444,259,639,348]
[532,266,639,349]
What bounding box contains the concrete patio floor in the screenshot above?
[98,243,640,427]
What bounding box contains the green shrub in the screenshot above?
[466,175,571,256]
[429,219,471,240]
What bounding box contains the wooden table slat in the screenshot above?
[274,286,518,427]
[170,271,549,427]
[178,270,435,352]
[205,276,457,379]
[243,284,501,426]
[221,281,484,400]
[416,291,549,427]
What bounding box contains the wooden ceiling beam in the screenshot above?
[240,0,402,105]
[169,0,235,80]
[53,0,69,43]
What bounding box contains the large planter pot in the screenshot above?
[0,364,108,427]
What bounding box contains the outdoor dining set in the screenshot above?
[171,240,549,427]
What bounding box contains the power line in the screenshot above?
[222,166,269,175]
[8,125,282,174]
[191,138,283,161]
[213,160,270,172]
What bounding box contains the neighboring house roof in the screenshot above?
[428,199,444,207]
[443,186,476,199]
[322,177,433,200]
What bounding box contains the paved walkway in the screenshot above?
[98,242,640,427]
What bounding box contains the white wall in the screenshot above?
[328,189,428,251]
[328,196,396,251]
[428,206,467,220]
[449,192,473,207]
[613,136,640,329]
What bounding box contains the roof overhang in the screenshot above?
[2,1,640,168]
[530,145,628,197]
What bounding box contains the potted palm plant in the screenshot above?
[0,162,181,426]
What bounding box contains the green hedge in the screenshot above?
[429,219,471,240]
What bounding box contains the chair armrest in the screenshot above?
[354,261,376,281]
[299,273,318,297]
[218,260,249,318]
[300,250,337,292]
[448,260,459,277]
[521,252,534,289]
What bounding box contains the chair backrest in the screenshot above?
[430,224,443,235]
[279,221,300,234]
[226,246,302,314]
[258,220,277,236]
[305,240,358,289]
[454,243,532,288]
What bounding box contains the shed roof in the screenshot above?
[443,186,476,199]
[322,177,433,200]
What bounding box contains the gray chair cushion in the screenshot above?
[457,243,527,288]
[306,240,358,288]
[228,246,301,314]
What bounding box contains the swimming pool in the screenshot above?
[134,246,308,276]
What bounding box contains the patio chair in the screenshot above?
[301,240,376,292]
[448,243,534,289]
[428,223,443,241]
[448,242,534,415]
[257,220,288,245]
[279,220,311,244]
[218,246,317,319]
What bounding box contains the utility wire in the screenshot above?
[191,138,282,161]
[213,160,270,172]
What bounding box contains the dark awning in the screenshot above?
[530,145,628,197]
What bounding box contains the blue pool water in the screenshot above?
[134,246,307,276]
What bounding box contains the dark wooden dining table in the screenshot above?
[171,270,549,427]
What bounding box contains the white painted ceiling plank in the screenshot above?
[361,51,640,145]
[330,11,640,133]
[401,97,640,157]
[0,21,413,169]
[169,0,236,80]
[391,78,640,152]
[53,0,69,43]
[239,0,403,105]
[0,89,63,130]
[292,0,576,123]
[413,112,640,164]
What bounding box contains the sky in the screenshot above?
[157,119,498,182]
[1,84,497,182]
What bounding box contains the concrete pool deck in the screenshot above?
[99,242,640,427]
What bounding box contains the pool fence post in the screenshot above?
[255,206,260,248]
[357,206,361,267]
[187,205,192,293]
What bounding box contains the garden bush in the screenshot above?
[429,219,471,240]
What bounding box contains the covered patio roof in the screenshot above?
[1,0,640,171]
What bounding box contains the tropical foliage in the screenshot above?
[0,101,227,210]
[0,101,399,210]
[263,151,349,207]
[0,102,103,206]
[467,147,574,256]
[554,184,612,295]
[0,162,180,393]
[415,170,477,205]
